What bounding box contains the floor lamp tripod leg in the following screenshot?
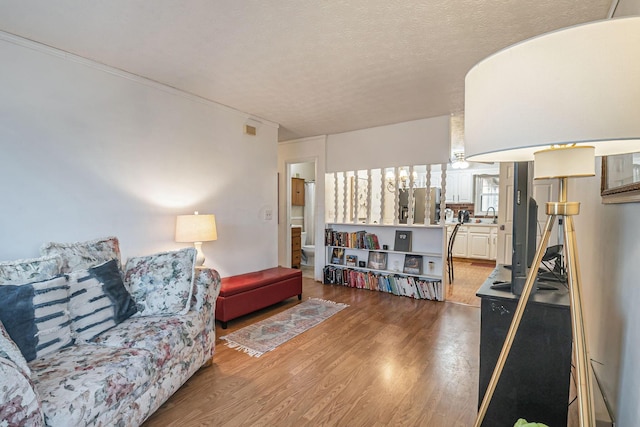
[474,214,556,427]
[563,215,596,427]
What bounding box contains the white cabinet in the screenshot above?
[445,171,473,203]
[451,226,468,257]
[468,227,491,260]
[447,224,497,260]
[490,227,498,261]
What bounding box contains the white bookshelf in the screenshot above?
[323,223,446,301]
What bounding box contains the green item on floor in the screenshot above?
[513,419,549,427]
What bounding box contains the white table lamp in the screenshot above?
[465,17,640,427]
[175,211,217,266]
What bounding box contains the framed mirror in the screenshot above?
[601,153,640,204]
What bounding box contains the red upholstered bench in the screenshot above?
[215,266,302,329]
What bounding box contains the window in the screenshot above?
[475,175,499,216]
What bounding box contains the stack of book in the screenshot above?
[322,265,442,301]
[325,228,380,249]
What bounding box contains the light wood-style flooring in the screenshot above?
[446,259,496,307]
[144,274,484,426]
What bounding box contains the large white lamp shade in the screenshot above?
[465,17,640,163]
[175,212,217,266]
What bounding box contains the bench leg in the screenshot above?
[220,321,228,329]
[298,293,302,300]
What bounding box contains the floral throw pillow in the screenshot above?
[124,248,196,316]
[0,320,31,376]
[40,236,121,273]
[0,255,61,285]
[0,276,73,362]
[68,259,138,342]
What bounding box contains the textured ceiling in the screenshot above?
[0,1,612,142]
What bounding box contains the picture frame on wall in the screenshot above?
[367,251,388,270]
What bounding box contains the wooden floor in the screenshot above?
[445,259,496,307]
[144,277,482,426]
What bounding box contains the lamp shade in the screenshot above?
[534,145,595,179]
[464,17,640,162]
[175,213,217,243]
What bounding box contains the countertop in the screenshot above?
[445,221,498,227]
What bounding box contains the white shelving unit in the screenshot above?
[323,223,446,301]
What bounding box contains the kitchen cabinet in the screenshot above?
[451,226,468,257]
[447,224,497,260]
[490,227,498,260]
[445,171,473,203]
[468,227,491,259]
[291,177,305,206]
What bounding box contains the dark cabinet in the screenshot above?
[292,178,305,206]
[476,267,572,427]
[291,227,301,269]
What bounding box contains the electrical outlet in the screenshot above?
[264,209,273,220]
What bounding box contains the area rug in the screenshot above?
[220,298,348,357]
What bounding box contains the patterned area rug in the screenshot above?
[220,298,348,357]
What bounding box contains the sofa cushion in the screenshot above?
[68,259,138,342]
[29,344,157,427]
[0,255,61,285]
[219,267,302,297]
[40,236,121,273]
[0,276,72,362]
[0,357,44,427]
[0,320,31,376]
[91,313,203,368]
[124,248,196,316]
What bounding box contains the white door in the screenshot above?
[496,162,559,266]
[496,163,514,265]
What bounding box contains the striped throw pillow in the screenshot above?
[0,275,72,362]
[68,259,137,342]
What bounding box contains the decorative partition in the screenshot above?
[325,164,448,226]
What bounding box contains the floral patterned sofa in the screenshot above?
[0,237,221,426]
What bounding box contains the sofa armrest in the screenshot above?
[192,267,221,313]
[191,267,221,362]
[0,357,44,425]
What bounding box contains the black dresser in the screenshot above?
[476,266,572,427]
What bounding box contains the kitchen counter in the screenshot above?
[446,222,498,260]
[446,221,498,227]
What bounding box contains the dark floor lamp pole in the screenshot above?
[474,177,595,427]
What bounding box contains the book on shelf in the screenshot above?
[394,230,412,252]
[367,251,387,270]
[324,228,380,249]
[331,247,345,265]
[345,255,357,267]
[322,265,443,301]
[403,254,423,275]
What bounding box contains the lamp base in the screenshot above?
[193,242,205,266]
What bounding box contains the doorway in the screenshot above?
[289,161,316,279]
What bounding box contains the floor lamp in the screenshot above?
[463,17,640,427]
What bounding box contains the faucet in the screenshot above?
[487,207,497,224]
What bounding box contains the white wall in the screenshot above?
[574,3,640,424]
[326,115,451,172]
[0,34,279,277]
